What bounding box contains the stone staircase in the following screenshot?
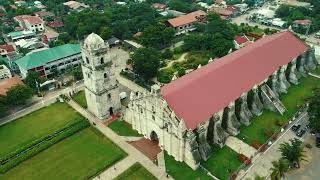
[260,84,286,115]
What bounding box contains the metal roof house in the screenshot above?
[15,44,82,78]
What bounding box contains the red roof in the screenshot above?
[0,44,15,53]
[235,36,249,45]
[47,21,64,28]
[161,31,308,130]
[14,15,43,25]
[167,10,206,28]
[293,19,312,25]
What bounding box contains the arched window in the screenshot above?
[100,57,104,64]
[86,57,89,64]
[104,73,107,79]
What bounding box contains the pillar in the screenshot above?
[212,111,229,147]
[289,59,299,85]
[238,93,252,126]
[271,72,280,97]
[184,131,201,170]
[298,54,307,76]
[306,47,317,70]
[196,125,211,160]
[225,102,240,136]
[251,87,263,116]
[277,67,290,94]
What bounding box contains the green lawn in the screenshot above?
[202,146,242,180]
[114,162,157,180]
[108,119,142,137]
[164,152,211,180]
[0,127,127,180]
[238,68,320,145]
[0,102,82,158]
[73,90,87,108]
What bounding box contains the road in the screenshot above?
[0,83,84,126]
[237,110,309,179]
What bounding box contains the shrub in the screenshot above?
[162,49,173,60]
[173,47,182,54]
[275,119,285,126]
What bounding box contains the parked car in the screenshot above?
[291,124,301,132]
[296,128,306,137]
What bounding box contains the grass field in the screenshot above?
[73,90,87,108]
[0,127,127,180]
[108,120,142,137]
[114,162,157,180]
[164,152,211,180]
[238,69,320,145]
[0,102,82,158]
[202,146,242,180]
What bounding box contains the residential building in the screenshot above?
[63,1,90,12]
[15,44,82,78]
[167,10,207,35]
[42,31,59,44]
[234,35,251,49]
[0,64,12,80]
[6,30,36,42]
[34,11,54,19]
[0,76,24,95]
[14,15,44,32]
[0,44,16,57]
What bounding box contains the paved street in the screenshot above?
[237,111,308,179]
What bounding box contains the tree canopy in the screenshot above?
[6,85,34,106]
[308,88,320,131]
[139,23,175,49]
[132,48,161,80]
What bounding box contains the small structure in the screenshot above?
[6,30,36,42]
[123,40,143,51]
[47,21,64,29]
[166,10,207,35]
[107,37,121,48]
[15,44,82,78]
[63,1,90,12]
[34,11,54,19]
[208,7,233,20]
[0,64,12,80]
[0,76,23,95]
[14,15,44,32]
[152,3,167,11]
[0,44,16,57]
[43,31,59,43]
[234,35,251,49]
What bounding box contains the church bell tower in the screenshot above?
[81,33,121,119]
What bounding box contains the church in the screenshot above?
[81,31,318,169]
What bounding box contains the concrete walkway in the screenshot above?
[157,151,166,171]
[121,136,143,142]
[225,136,257,158]
[67,100,171,180]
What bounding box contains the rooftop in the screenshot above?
[8,30,36,39]
[15,44,81,70]
[14,15,44,25]
[0,44,15,53]
[161,31,308,130]
[167,10,206,28]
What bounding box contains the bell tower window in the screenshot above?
[100,57,104,64]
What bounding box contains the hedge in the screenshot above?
[0,118,89,174]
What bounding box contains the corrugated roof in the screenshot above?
[15,44,81,70]
[167,10,206,28]
[161,31,308,130]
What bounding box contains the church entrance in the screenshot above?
[109,107,114,116]
[150,131,159,143]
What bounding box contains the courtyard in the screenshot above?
[0,127,126,180]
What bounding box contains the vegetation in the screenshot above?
[279,138,306,168]
[139,23,175,49]
[108,120,142,137]
[168,0,202,13]
[114,162,156,180]
[0,103,82,158]
[164,152,211,180]
[5,85,33,106]
[270,159,289,180]
[72,90,87,109]
[202,146,242,180]
[0,127,126,180]
[308,88,320,131]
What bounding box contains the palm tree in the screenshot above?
[279,138,306,168]
[270,159,289,180]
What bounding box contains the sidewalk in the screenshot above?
[225,136,257,158]
[67,100,171,180]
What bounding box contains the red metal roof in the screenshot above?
[167,10,206,28]
[0,44,15,53]
[235,36,249,45]
[14,15,43,25]
[161,31,308,130]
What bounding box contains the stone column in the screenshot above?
[238,93,252,126]
[225,102,240,136]
[212,111,229,147]
[251,87,263,116]
[277,67,290,94]
[298,54,307,76]
[289,59,299,85]
[306,47,317,70]
[184,131,201,170]
[271,72,280,97]
[196,125,211,161]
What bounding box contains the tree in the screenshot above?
[308,88,320,131]
[49,40,65,48]
[279,138,306,168]
[0,95,8,118]
[139,24,175,49]
[72,67,83,81]
[132,48,161,80]
[270,159,289,180]
[6,85,34,106]
[25,71,41,91]
[99,27,112,40]
[18,47,30,56]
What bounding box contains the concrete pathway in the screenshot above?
[121,136,143,142]
[157,151,166,171]
[309,73,320,79]
[225,136,257,158]
[67,100,171,180]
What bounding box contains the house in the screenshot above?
[15,44,82,78]
[152,3,167,11]
[63,1,90,12]
[0,64,12,80]
[6,30,36,42]
[208,7,233,19]
[47,21,64,29]
[0,76,24,95]
[0,44,16,57]
[34,1,46,9]
[234,35,251,49]
[34,11,54,19]
[14,15,44,32]
[15,38,46,50]
[293,19,312,27]
[167,10,207,35]
[43,31,59,43]
[0,52,23,73]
